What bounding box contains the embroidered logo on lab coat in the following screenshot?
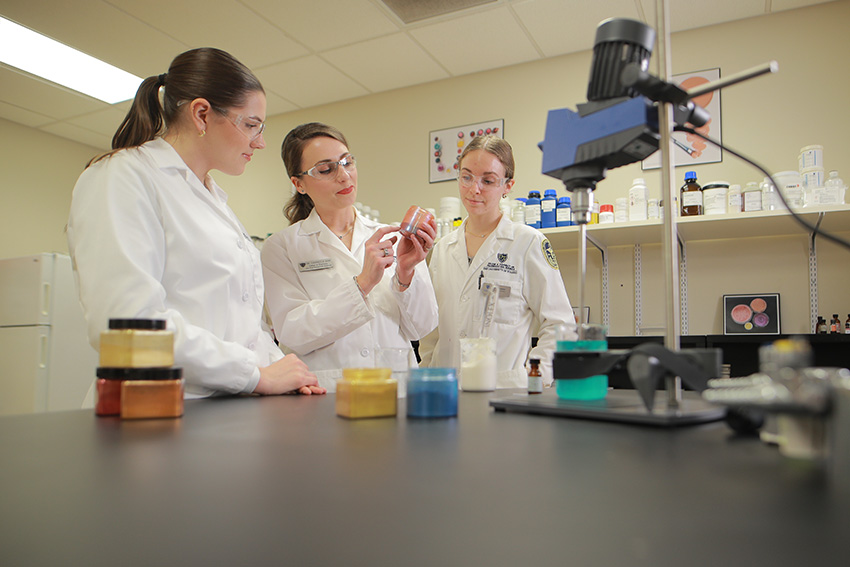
[542,239,559,270]
[498,253,508,263]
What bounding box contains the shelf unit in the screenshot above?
[542,205,850,331]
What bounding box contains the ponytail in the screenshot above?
[284,192,315,225]
[111,74,166,150]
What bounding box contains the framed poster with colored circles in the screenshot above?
[429,119,504,183]
[723,293,780,335]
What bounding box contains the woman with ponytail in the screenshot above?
[67,48,323,398]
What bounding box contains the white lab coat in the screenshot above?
[67,138,281,397]
[261,208,438,391]
[419,215,576,387]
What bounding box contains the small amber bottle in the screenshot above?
[528,358,543,394]
[680,171,703,216]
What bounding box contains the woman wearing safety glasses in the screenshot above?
[419,135,576,388]
[261,122,438,392]
[68,48,323,398]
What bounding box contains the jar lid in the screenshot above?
[600,204,614,212]
[702,182,729,190]
[96,367,182,380]
[529,358,540,364]
[108,318,167,330]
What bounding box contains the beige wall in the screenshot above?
[2,1,848,335]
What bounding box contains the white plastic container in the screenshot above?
[798,144,824,170]
[772,171,805,209]
[614,197,628,223]
[628,178,648,221]
[702,181,729,215]
[439,196,462,220]
[801,167,825,189]
[599,204,614,223]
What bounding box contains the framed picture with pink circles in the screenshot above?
[723,293,780,335]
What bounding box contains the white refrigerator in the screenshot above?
[0,253,98,416]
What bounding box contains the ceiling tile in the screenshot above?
[106,0,309,70]
[0,66,107,121]
[409,6,541,76]
[254,56,369,108]
[66,107,129,137]
[323,33,449,92]
[0,101,54,127]
[513,0,642,57]
[0,0,188,78]
[639,0,765,33]
[38,122,111,150]
[242,0,400,52]
[264,91,300,118]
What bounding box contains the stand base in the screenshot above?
[490,390,725,427]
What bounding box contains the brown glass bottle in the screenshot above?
[680,171,703,216]
[528,358,543,394]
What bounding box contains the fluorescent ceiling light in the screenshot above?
[0,16,143,104]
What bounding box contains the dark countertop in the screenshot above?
[1,390,846,566]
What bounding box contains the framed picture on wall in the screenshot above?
[723,293,780,335]
[429,119,504,183]
[642,68,722,170]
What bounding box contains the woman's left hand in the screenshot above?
[395,216,436,285]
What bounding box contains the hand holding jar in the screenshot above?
[395,206,436,287]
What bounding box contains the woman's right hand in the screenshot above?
[254,353,324,395]
[356,225,399,295]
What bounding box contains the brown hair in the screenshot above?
[281,123,350,224]
[89,48,263,166]
[458,135,515,180]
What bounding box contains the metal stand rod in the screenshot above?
[578,222,588,327]
[656,0,682,407]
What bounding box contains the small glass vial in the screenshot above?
[845,314,850,334]
[399,206,435,237]
[527,358,543,394]
[830,314,841,334]
[816,316,828,334]
[680,171,702,216]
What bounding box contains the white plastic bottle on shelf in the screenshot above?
[628,178,648,221]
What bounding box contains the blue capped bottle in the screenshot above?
[541,189,557,228]
[556,196,572,227]
[525,191,542,229]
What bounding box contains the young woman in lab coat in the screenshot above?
[419,135,576,387]
[67,48,323,398]
[261,123,439,391]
